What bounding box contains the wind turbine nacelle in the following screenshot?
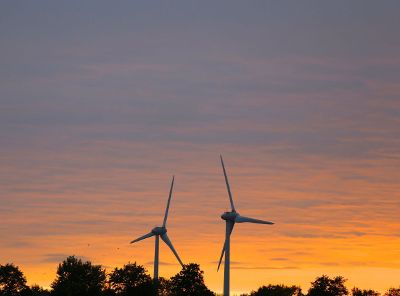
[221,211,238,221]
[152,226,167,235]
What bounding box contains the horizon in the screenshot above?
[1,1,400,295]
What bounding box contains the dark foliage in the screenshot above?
[5,259,400,296]
[50,256,106,296]
[29,285,51,296]
[247,284,303,296]
[157,277,171,296]
[308,275,348,296]
[169,263,214,296]
[384,288,400,296]
[352,287,380,296]
[108,262,153,296]
[0,263,29,296]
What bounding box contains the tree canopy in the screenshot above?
[352,287,380,296]
[248,284,303,296]
[51,256,106,296]
[108,262,153,296]
[384,288,400,296]
[0,263,29,296]
[307,275,348,296]
[29,285,51,296]
[168,263,214,296]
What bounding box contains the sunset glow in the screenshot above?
[1,1,400,294]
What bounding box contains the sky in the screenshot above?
[1,1,400,294]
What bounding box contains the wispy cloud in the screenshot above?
[1,1,400,294]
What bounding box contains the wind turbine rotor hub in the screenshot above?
[152,226,167,235]
[221,211,238,221]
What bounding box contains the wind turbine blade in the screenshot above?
[220,155,236,211]
[160,233,184,267]
[217,222,235,271]
[162,176,175,227]
[130,232,155,244]
[217,243,225,271]
[235,215,274,225]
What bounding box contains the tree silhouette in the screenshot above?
[169,263,214,296]
[307,275,348,296]
[352,287,380,296]
[157,277,171,296]
[29,285,51,296]
[0,263,29,296]
[384,288,400,296]
[108,262,153,296]
[51,256,106,296]
[4,259,400,296]
[247,284,303,296]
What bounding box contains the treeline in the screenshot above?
[1,256,400,296]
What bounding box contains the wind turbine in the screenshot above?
[130,176,184,290]
[217,156,274,296]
